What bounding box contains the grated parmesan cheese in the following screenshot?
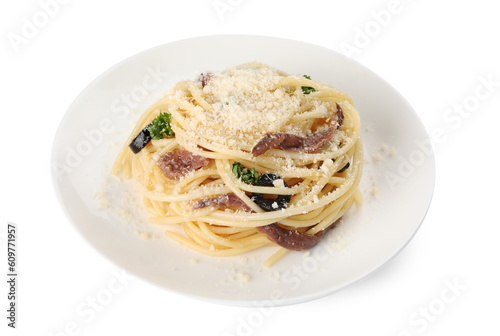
[178,64,338,150]
[236,272,251,283]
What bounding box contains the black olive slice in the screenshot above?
[338,162,350,173]
[252,174,291,211]
[128,121,154,154]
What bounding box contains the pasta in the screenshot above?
[112,63,363,266]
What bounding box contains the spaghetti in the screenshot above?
[112,63,363,266]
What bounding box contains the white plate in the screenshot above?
[51,35,435,306]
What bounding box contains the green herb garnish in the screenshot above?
[231,162,259,184]
[301,75,317,94]
[148,112,174,139]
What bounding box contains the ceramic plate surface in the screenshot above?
[51,35,435,306]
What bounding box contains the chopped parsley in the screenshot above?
[231,162,259,184]
[301,75,317,94]
[148,112,174,139]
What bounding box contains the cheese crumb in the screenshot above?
[372,154,382,162]
[236,272,251,283]
[273,179,285,188]
[320,158,334,173]
[270,271,280,282]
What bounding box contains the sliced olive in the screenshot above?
[128,121,154,154]
[338,162,350,173]
[252,174,291,211]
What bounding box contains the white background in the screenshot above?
[1,0,499,335]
